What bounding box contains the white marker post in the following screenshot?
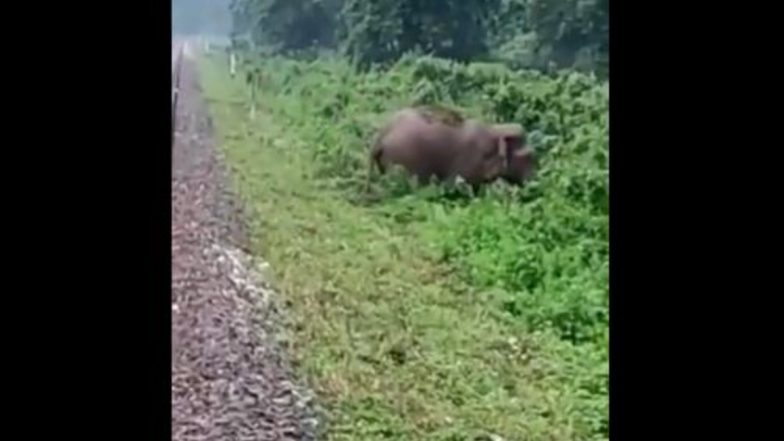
[249,69,257,119]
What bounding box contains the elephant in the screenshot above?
[367,107,536,190]
[416,104,465,127]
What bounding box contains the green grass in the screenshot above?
[197,53,608,441]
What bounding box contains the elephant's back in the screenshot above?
[378,115,456,177]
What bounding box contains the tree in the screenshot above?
[228,0,609,78]
[339,0,501,68]
[230,0,342,53]
[527,0,608,72]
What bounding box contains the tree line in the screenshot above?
[228,0,608,77]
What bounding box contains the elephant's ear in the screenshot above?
[497,135,508,159]
[492,123,526,157]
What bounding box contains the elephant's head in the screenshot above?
[487,123,536,184]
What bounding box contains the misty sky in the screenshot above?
[173,0,231,35]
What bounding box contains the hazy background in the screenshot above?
[172,0,231,37]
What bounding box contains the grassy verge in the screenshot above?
[197,54,608,441]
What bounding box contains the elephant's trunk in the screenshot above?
[365,141,386,193]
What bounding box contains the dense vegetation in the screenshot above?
[242,53,608,348]
[199,48,608,439]
[229,0,608,76]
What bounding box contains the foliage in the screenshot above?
[229,0,341,52]
[200,51,608,439]
[525,0,609,76]
[228,0,608,76]
[340,0,501,68]
[252,54,608,343]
